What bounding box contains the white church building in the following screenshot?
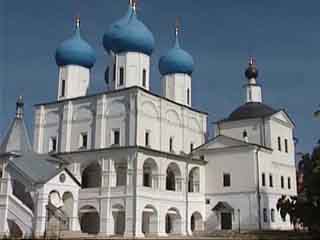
[0,2,297,238]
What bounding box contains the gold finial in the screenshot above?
[175,17,181,36]
[132,0,137,12]
[75,15,80,29]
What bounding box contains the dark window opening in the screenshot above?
[223,173,231,187]
[114,130,120,145]
[269,174,273,187]
[190,143,194,152]
[119,67,124,86]
[271,209,275,222]
[288,177,291,189]
[81,133,88,149]
[145,131,150,147]
[61,80,66,97]
[187,88,190,105]
[285,139,288,153]
[281,176,284,189]
[277,137,282,151]
[50,137,57,152]
[263,208,268,223]
[262,173,266,186]
[105,67,109,85]
[142,69,147,87]
[169,137,173,152]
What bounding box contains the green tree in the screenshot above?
[277,146,320,231]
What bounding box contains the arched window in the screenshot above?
[143,159,158,188]
[166,163,181,191]
[82,162,102,188]
[188,167,200,192]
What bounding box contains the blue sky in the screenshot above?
[1,0,320,153]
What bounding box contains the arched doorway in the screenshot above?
[143,159,158,188]
[142,205,158,235]
[12,179,34,211]
[188,167,200,192]
[166,163,181,191]
[112,204,125,235]
[79,205,100,234]
[165,208,182,234]
[82,162,101,188]
[191,212,204,233]
[7,220,23,238]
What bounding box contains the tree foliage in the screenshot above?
[277,146,320,231]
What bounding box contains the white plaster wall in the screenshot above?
[58,65,90,100]
[162,73,192,106]
[108,52,150,90]
[219,118,263,145]
[204,148,256,194]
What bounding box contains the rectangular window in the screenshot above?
[142,69,147,87]
[187,88,190,105]
[113,56,117,82]
[169,137,173,152]
[285,139,288,153]
[277,137,282,151]
[262,173,266,186]
[281,176,284,189]
[288,177,291,189]
[145,131,150,147]
[223,173,231,187]
[263,208,268,223]
[49,137,57,152]
[80,133,88,149]
[114,130,120,145]
[205,199,210,205]
[200,155,205,161]
[119,67,124,86]
[269,174,273,187]
[61,80,66,97]
[271,209,275,222]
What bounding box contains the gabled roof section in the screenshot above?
[0,96,32,154]
[271,109,295,128]
[193,135,272,153]
[8,152,65,184]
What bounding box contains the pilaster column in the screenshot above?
[59,101,73,153]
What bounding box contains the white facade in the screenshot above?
[0,4,297,238]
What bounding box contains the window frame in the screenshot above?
[277,136,282,151]
[223,173,231,187]
[119,67,124,86]
[142,69,147,87]
[80,132,88,149]
[113,129,120,145]
[269,174,273,187]
[61,80,66,97]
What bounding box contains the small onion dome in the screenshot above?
[245,57,258,79]
[55,18,96,69]
[102,4,155,55]
[159,27,194,76]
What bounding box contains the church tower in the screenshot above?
[159,21,194,107]
[55,17,96,100]
[103,0,155,90]
[244,57,262,103]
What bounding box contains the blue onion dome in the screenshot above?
[103,4,133,53]
[159,27,194,76]
[55,17,96,69]
[103,3,155,55]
